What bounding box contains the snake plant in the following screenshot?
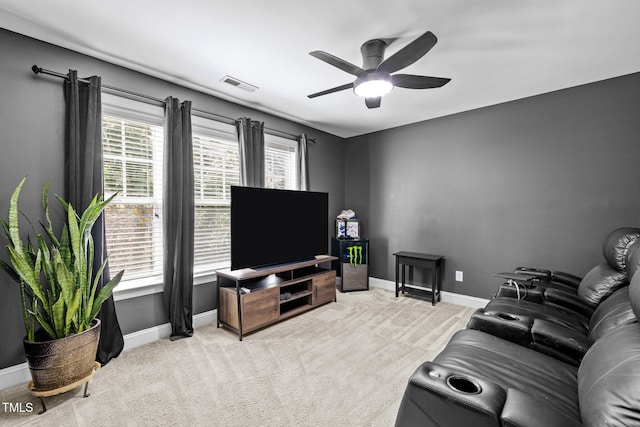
[0,177,123,342]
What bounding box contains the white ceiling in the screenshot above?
[1,1,639,138]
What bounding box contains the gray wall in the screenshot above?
[345,71,640,299]
[0,29,345,369]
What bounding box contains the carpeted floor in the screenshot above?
[0,287,474,426]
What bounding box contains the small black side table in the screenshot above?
[394,252,445,306]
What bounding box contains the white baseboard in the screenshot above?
[369,277,489,308]
[0,362,30,392]
[122,309,216,350]
[0,310,217,391]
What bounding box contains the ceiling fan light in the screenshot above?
[354,79,393,98]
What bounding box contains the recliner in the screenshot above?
[395,263,640,427]
[494,227,640,317]
[511,226,640,291]
[465,236,640,365]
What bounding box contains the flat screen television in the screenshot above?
[230,186,329,271]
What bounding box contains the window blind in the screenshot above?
[192,116,239,274]
[265,135,298,190]
[102,94,164,282]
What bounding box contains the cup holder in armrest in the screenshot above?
[495,312,519,321]
[446,375,482,395]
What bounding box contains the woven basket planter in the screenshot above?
[23,319,101,392]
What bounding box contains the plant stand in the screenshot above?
[27,361,100,414]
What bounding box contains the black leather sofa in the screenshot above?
[494,227,640,312]
[466,233,640,366]
[395,231,640,427]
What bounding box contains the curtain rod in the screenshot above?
[31,65,316,143]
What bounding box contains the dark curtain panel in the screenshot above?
[163,97,194,341]
[236,117,265,187]
[64,69,124,364]
[298,133,310,191]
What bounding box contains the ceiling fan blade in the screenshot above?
[309,51,365,77]
[391,74,451,89]
[308,82,354,99]
[377,31,438,74]
[365,97,381,109]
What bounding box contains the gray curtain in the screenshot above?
[236,117,265,187]
[163,97,194,341]
[298,133,310,191]
[64,69,124,364]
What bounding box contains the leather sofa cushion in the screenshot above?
[481,297,589,334]
[602,227,640,272]
[501,388,584,427]
[630,267,640,319]
[588,286,636,341]
[578,322,640,427]
[434,329,580,422]
[577,262,627,306]
[625,240,640,279]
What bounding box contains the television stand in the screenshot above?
[216,255,338,340]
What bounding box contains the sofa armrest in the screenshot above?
[467,309,534,347]
[513,267,583,289]
[501,388,583,427]
[396,361,506,427]
[497,271,541,284]
[543,288,595,318]
[530,319,593,366]
[550,271,582,288]
[396,362,584,427]
[514,267,582,289]
[494,283,545,303]
[513,267,552,280]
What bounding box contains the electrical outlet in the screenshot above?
[455,271,463,282]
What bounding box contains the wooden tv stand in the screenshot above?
[216,255,338,340]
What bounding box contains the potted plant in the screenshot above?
[0,177,124,392]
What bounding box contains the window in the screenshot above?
[102,94,164,284]
[102,94,300,289]
[192,116,239,275]
[265,135,298,190]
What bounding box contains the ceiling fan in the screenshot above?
[308,31,451,109]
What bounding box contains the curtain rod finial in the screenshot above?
[31,65,41,75]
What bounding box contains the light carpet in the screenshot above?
[0,287,474,426]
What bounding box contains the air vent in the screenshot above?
[220,75,259,92]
